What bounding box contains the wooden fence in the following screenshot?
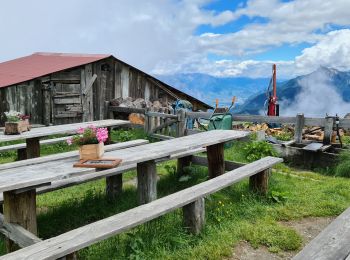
[106,102,350,144]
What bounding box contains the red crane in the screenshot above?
[267,64,279,116]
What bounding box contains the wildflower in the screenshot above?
[96,127,109,143]
[77,127,85,134]
[66,138,73,146]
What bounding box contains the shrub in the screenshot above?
[243,141,278,162]
[335,151,350,178]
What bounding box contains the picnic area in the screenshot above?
[0,116,348,259]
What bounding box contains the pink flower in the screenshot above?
[66,137,73,145]
[88,125,97,133]
[77,127,85,134]
[96,127,109,143]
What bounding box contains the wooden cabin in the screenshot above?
[0,52,211,126]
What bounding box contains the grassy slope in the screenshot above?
[0,130,349,259]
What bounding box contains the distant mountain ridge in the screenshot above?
[156,67,350,117]
[237,67,350,115]
[156,73,270,107]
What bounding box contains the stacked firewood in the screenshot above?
[110,97,173,125]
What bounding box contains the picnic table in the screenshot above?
[0,130,249,253]
[0,119,130,159]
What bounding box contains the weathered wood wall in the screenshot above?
[0,57,208,126]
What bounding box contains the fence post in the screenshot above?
[294,113,305,143]
[176,109,186,137]
[323,116,334,145]
[144,107,151,134]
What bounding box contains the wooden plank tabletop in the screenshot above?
[0,130,249,193]
[0,120,129,142]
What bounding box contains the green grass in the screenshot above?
[0,132,350,259]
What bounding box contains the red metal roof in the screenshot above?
[0,52,111,88]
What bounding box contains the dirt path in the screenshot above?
[230,217,334,260]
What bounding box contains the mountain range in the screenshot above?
[157,67,350,117]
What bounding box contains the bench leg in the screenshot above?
[206,143,225,178]
[183,198,205,235]
[137,160,157,205]
[3,189,37,252]
[177,156,192,177]
[249,168,271,195]
[106,175,123,200]
[106,127,113,145]
[17,148,27,161]
[26,138,40,159]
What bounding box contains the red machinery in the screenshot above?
[266,64,279,116]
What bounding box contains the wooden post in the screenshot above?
[323,116,334,145]
[177,156,192,177]
[137,160,157,204]
[176,109,186,137]
[17,148,27,161]
[249,168,271,195]
[294,113,305,143]
[26,138,40,159]
[206,143,225,178]
[3,189,37,252]
[144,107,150,134]
[183,198,205,235]
[106,175,123,200]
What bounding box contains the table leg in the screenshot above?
[177,156,192,177]
[137,160,157,204]
[106,175,123,200]
[3,189,37,252]
[206,143,225,178]
[17,148,27,160]
[26,138,40,159]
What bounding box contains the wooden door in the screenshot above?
[52,83,83,125]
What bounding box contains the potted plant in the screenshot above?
[4,111,31,135]
[67,125,109,160]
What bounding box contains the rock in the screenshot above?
[134,98,146,108]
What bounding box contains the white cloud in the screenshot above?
[0,0,350,79]
[295,29,350,74]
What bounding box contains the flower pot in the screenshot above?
[79,142,104,160]
[4,120,31,135]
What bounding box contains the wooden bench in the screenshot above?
[0,156,282,259]
[293,206,350,260]
[0,130,250,254]
[0,136,72,160]
[0,139,150,204]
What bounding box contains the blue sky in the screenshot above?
[1,0,350,79]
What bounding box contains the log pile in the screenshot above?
[233,123,345,142]
[110,97,173,125]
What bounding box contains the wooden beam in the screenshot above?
[323,117,334,145]
[176,109,186,137]
[0,157,282,260]
[0,214,41,248]
[83,74,97,96]
[25,138,40,159]
[183,198,205,235]
[109,106,146,114]
[137,160,157,204]
[3,189,37,252]
[177,156,192,177]
[293,206,350,260]
[191,155,245,171]
[294,113,305,143]
[105,174,123,200]
[206,143,225,178]
[249,168,271,195]
[150,119,177,134]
